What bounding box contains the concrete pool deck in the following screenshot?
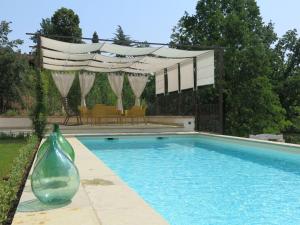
[12,137,169,225]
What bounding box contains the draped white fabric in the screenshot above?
[101,43,159,56]
[167,66,179,92]
[51,72,75,97]
[42,37,215,98]
[107,74,124,111]
[41,37,214,77]
[180,59,194,90]
[42,36,207,57]
[42,49,142,62]
[196,51,215,86]
[41,37,103,53]
[155,70,165,95]
[128,75,148,106]
[79,73,95,106]
[153,48,208,58]
[44,64,121,73]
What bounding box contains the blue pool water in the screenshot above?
[78,135,300,225]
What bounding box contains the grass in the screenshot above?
[0,139,27,180]
[0,136,38,225]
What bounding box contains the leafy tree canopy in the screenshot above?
[171,0,287,136]
[113,25,132,46]
[274,30,300,132]
[92,31,99,43]
[0,21,23,49]
[35,7,82,43]
[0,21,28,113]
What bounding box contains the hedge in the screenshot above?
[0,136,38,225]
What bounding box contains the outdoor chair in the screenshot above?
[124,106,146,124]
[91,104,122,124]
[62,97,81,125]
[78,106,92,124]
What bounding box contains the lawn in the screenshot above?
[0,139,26,180]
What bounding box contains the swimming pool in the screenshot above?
[78,135,300,225]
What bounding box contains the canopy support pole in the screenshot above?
[217,48,225,134]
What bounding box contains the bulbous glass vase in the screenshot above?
[35,124,75,166]
[31,133,80,204]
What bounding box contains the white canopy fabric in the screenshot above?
[128,75,148,106]
[180,59,194,90]
[41,36,212,74]
[107,73,124,111]
[51,72,75,97]
[79,72,96,107]
[155,70,165,95]
[41,36,215,95]
[167,65,179,92]
[197,51,215,86]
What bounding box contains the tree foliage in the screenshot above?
[273,30,300,132]
[113,25,133,46]
[31,69,47,140]
[34,8,83,114]
[36,7,82,43]
[171,0,288,136]
[0,21,28,113]
[92,31,99,43]
[113,26,135,109]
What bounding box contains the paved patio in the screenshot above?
[0,116,195,135]
[12,137,169,225]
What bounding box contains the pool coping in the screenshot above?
[198,132,300,150]
[12,137,169,225]
[70,131,300,149]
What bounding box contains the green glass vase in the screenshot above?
[31,133,80,204]
[54,124,75,161]
[35,124,75,166]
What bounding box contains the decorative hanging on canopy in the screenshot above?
[128,75,148,106]
[79,72,95,107]
[51,72,75,98]
[107,73,124,111]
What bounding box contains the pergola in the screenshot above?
[36,35,215,113]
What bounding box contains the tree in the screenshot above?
[113,25,132,46]
[0,21,23,48]
[35,7,82,43]
[273,30,300,132]
[31,69,47,140]
[0,21,28,113]
[171,0,287,136]
[113,26,135,109]
[92,31,99,43]
[34,8,83,114]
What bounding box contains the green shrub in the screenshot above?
[0,136,38,225]
[3,110,18,117]
[31,69,47,140]
[284,133,300,145]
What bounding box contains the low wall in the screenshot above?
[146,116,195,131]
[0,116,32,128]
[0,116,195,132]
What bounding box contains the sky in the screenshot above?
[1,0,300,53]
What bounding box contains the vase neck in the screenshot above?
[53,124,61,134]
[49,133,59,151]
